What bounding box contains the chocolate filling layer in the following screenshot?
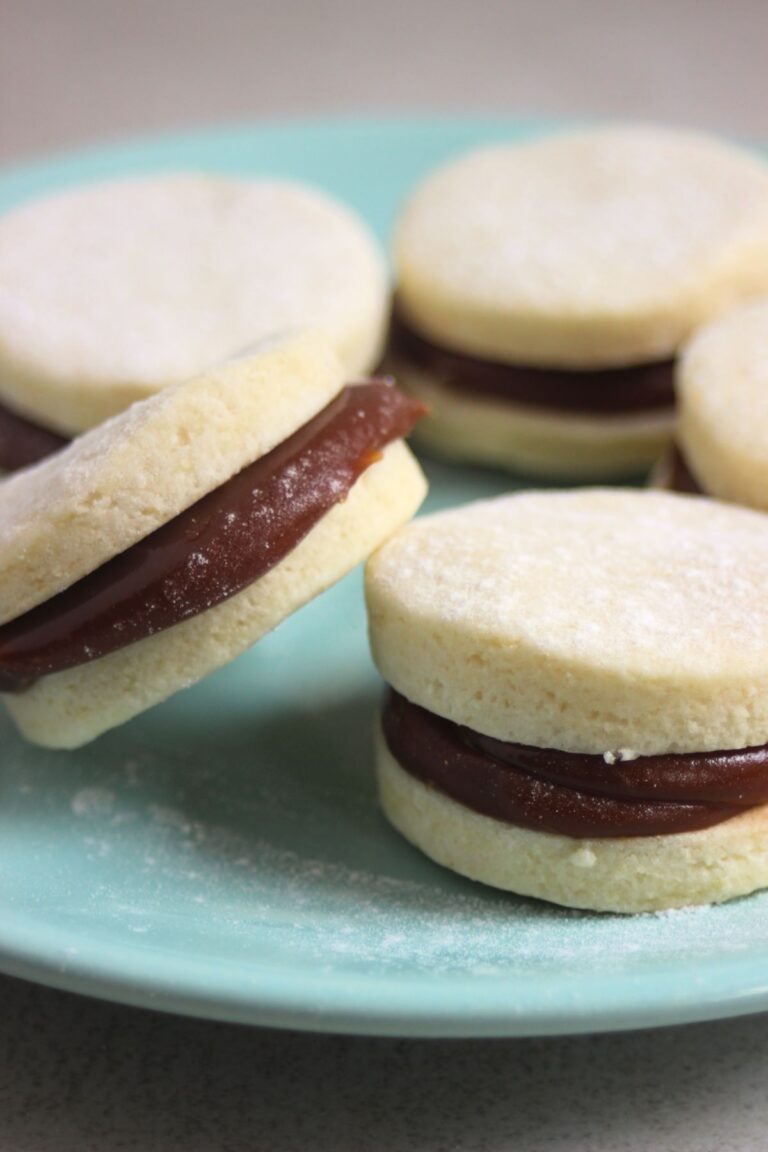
[387,304,676,415]
[662,443,704,494]
[382,690,766,837]
[0,399,69,472]
[0,382,423,692]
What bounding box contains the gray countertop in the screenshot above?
[3,1,768,1148]
[2,972,768,1151]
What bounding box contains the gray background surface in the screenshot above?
[2,971,768,1151]
[2,1,768,1148]
[2,0,768,163]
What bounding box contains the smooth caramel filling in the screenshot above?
[382,690,766,838]
[0,399,68,472]
[387,304,676,415]
[661,443,704,494]
[0,383,424,692]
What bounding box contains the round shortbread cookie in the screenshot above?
[395,126,768,367]
[377,736,768,913]
[0,174,387,434]
[678,297,768,509]
[7,441,426,748]
[0,331,344,625]
[391,359,673,479]
[365,489,768,755]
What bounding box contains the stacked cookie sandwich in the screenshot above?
[389,127,768,479]
[367,489,768,912]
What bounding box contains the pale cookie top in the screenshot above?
[0,331,344,625]
[366,489,768,755]
[394,127,768,368]
[678,298,768,510]
[0,174,387,433]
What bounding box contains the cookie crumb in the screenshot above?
[603,748,639,764]
[570,847,597,869]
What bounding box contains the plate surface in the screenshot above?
[2,118,768,1038]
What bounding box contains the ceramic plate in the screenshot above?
[2,118,768,1038]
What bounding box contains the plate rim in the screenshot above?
[3,904,768,1037]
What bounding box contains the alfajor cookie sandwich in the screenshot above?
[366,489,768,913]
[388,126,768,480]
[0,174,388,470]
[657,297,768,507]
[0,332,426,749]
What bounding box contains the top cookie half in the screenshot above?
[366,489,768,756]
[394,126,768,368]
[0,174,388,434]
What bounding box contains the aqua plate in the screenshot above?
[2,118,768,1038]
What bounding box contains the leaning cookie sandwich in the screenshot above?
[0,332,425,747]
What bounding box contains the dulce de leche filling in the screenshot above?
[660,443,704,495]
[0,399,69,472]
[382,690,768,837]
[0,382,424,693]
[388,304,676,415]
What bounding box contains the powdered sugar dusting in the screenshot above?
[397,128,768,317]
[367,489,768,753]
[33,750,768,978]
[372,490,768,662]
[71,787,115,819]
